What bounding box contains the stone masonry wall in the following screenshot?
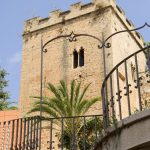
[19,0,144,120]
[110,8,145,118]
[19,0,113,117]
[19,0,145,149]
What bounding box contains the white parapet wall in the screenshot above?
[95,109,150,150]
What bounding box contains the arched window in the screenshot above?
[79,47,84,67]
[73,50,78,68]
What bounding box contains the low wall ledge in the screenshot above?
[94,109,150,150]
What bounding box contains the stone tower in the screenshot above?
[19,0,144,116]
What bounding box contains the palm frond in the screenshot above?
[29,80,101,119]
[74,81,81,110]
[70,80,75,108]
[82,98,100,115]
[77,83,91,106]
[49,99,66,116]
[47,83,62,101]
[29,80,102,150]
[30,95,68,117]
[76,100,88,116]
[28,104,59,118]
[62,97,72,116]
[60,80,69,100]
[58,81,72,116]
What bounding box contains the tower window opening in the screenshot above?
[79,47,84,67]
[73,50,78,68]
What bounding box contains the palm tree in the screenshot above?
[61,116,103,150]
[30,80,99,117]
[29,80,101,149]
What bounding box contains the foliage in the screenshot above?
[0,68,10,110]
[144,42,150,73]
[29,80,100,117]
[0,67,17,110]
[7,106,18,110]
[56,117,103,150]
[29,80,102,149]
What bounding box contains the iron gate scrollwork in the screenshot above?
[39,31,107,149]
[101,23,150,128]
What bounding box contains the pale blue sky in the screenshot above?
[0,0,150,105]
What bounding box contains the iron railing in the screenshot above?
[0,116,40,150]
[101,45,150,128]
[0,114,103,150]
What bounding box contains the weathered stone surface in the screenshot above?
[18,0,146,149]
[94,109,150,150]
[19,0,144,117]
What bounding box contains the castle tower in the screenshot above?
[19,0,144,116]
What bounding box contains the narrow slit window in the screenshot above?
[79,47,84,67]
[73,50,78,68]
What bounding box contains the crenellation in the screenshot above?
[39,17,49,24]
[70,2,82,11]
[49,9,61,18]
[81,2,93,10]
[48,9,63,25]
[24,17,41,33]
[23,1,97,34]
[126,19,132,27]
[25,16,41,23]
[127,20,135,28]
[116,5,125,15]
[94,0,114,9]
[22,0,144,50]
[115,5,135,32]
[60,10,71,17]
[113,5,144,47]
[136,31,142,40]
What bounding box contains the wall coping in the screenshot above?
[23,0,144,47]
[94,109,150,149]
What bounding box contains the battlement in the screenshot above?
[23,0,144,45]
[24,0,114,32]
